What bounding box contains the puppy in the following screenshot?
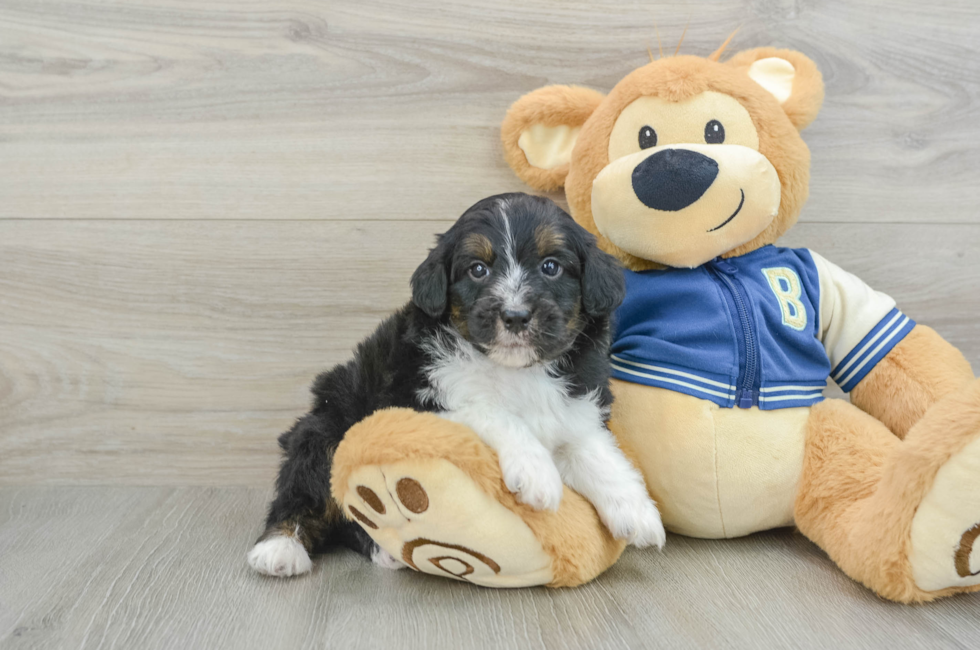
[247,192,665,578]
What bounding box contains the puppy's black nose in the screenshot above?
[631,148,719,211]
[501,309,531,333]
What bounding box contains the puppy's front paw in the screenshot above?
[371,545,408,571]
[247,536,313,577]
[499,447,564,511]
[601,498,666,549]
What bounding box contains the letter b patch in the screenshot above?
[762,267,807,331]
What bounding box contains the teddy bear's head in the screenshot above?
[501,46,824,270]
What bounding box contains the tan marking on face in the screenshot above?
[461,233,493,262]
[565,301,583,334]
[450,300,470,338]
[534,224,565,257]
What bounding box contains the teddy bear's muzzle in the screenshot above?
[591,144,782,268]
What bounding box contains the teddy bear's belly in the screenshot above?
[610,379,811,539]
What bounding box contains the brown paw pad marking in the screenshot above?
[430,557,474,578]
[955,522,980,578]
[401,538,500,581]
[396,478,428,514]
[356,486,385,514]
[348,506,378,529]
[348,477,428,531]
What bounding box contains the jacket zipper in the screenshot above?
[709,258,759,408]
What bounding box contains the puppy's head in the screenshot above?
[412,192,625,368]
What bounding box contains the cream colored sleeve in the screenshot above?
[809,250,913,392]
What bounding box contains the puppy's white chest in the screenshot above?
[421,341,603,448]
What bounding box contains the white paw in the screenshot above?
[247,536,313,577]
[371,546,407,570]
[499,447,564,512]
[599,497,667,549]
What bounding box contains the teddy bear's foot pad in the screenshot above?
[909,432,980,591]
[339,459,555,587]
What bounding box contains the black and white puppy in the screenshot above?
[247,192,665,578]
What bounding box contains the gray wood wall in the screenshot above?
[2,0,979,486]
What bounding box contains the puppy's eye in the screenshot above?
[704,120,725,144]
[541,259,562,278]
[638,125,657,149]
[468,262,490,280]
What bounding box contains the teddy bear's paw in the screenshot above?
[498,446,564,512]
[909,434,980,592]
[598,496,666,549]
[338,458,556,587]
[908,380,980,593]
[247,535,313,577]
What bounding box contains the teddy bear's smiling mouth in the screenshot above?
[707,189,745,233]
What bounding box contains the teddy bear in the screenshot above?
[330,43,980,603]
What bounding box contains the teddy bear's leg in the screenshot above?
[851,325,975,439]
[795,380,980,603]
[330,408,626,588]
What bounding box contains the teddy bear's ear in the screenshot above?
[501,85,605,191]
[726,47,825,130]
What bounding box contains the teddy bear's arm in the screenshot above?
[850,325,974,439]
[809,251,975,438]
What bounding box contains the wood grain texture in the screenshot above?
[0,219,443,485]
[0,487,977,650]
[1,0,979,222]
[0,221,978,486]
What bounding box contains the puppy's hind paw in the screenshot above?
[247,535,313,577]
[371,545,408,570]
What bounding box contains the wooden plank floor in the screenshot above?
[1,0,980,648]
[2,487,979,650]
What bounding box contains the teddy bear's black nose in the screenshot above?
[631,148,719,211]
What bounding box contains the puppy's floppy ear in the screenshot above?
[726,47,824,130]
[411,233,454,318]
[579,235,626,317]
[501,85,605,192]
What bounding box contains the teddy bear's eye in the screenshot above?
[704,120,725,144]
[638,126,658,149]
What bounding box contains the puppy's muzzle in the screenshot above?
[501,309,531,334]
[632,149,719,212]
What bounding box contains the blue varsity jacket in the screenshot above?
[610,245,916,410]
